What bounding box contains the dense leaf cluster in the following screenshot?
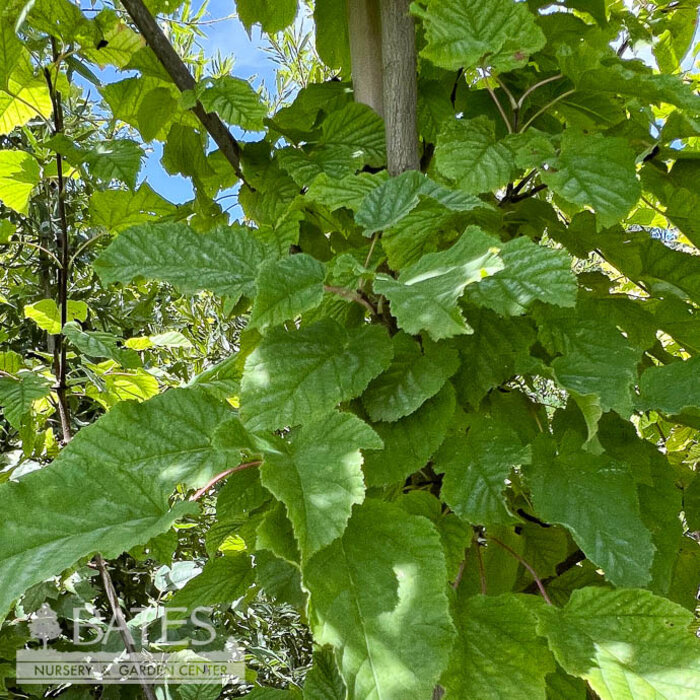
[1,0,700,698]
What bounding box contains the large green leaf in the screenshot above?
[637,356,700,414]
[361,332,459,422]
[374,226,503,340]
[303,647,347,700]
[81,139,144,189]
[248,254,325,330]
[240,319,393,430]
[415,0,546,72]
[354,170,484,234]
[304,500,455,700]
[95,223,266,302]
[435,117,515,194]
[464,237,576,315]
[169,553,254,612]
[260,412,381,560]
[363,383,456,487]
[435,414,530,525]
[306,171,388,212]
[538,587,700,699]
[442,594,555,699]
[236,0,297,33]
[0,371,52,430]
[198,76,266,131]
[0,389,234,620]
[542,131,641,229]
[0,150,39,214]
[23,299,88,335]
[527,444,653,587]
[321,103,386,168]
[535,304,641,417]
[89,183,177,232]
[452,308,538,407]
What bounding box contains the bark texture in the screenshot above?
[380,0,419,174]
[347,0,385,116]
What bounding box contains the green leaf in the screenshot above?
[362,332,459,422]
[313,0,351,73]
[435,116,515,194]
[0,389,234,620]
[198,76,266,131]
[321,103,386,168]
[355,170,484,234]
[435,414,530,525]
[95,223,266,302]
[538,587,700,700]
[63,322,140,368]
[464,237,576,315]
[535,304,641,417]
[0,26,52,134]
[260,412,381,560]
[303,647,346,700]
[363,383,456,487]
[452,308,538,407]
[637,356,700,415]
[304,500,455,700]
[82,139,144,189]
[236,0,298,33]
[23,299,88,335]
[542,131,641,229]
[89,183,177,232]
[0,371,52,430]
[248,254,326,330]
[240,319,393,430]
[442,593,555,699]
[306,171,388,212]
[527,444,653,587]
[373,226,503,340]
[415,0,546,72]
[0,150,39,214]
[169,553,254,612]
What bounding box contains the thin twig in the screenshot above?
[324,285,377,315]
[189,460,261,502]
[489,535,553,605]
[474,537,487,595]
[69,231,110,268]
[94,554,157,700]
[120,0,250,186]
[0,240,63,267]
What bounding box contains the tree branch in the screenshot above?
[120,0,249,186]
[94,554,157,700]
[44,40,72,444]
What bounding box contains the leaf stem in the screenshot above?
[324,285,377,315]
[189,460,262,502]
[489,535,553,605]
[519,89,575,132]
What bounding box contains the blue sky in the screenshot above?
[137,0,277,208]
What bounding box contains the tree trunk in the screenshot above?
[380,0,419,174]
[347,0,384,117]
